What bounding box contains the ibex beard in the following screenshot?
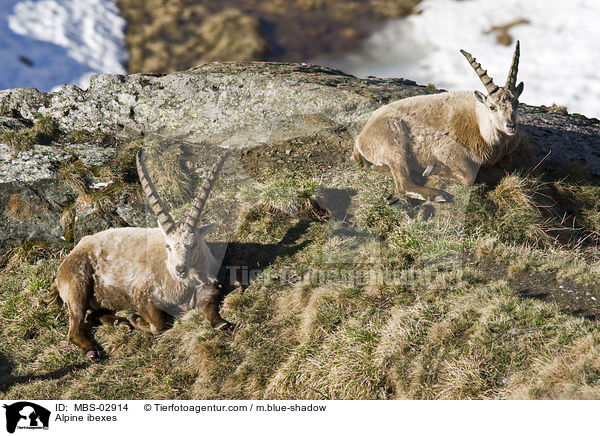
[354,41,524,202]
[54,149,230,359]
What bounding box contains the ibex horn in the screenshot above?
[505,40,520,90]
[460,48,499,95]
[182,150,230,234]
[136,149,177,234]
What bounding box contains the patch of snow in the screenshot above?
[0,0,126,92]
[89,181,112,189]
[316,0,600,119]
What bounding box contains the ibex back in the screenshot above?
[54,149,230,359]
[354,41,524,202]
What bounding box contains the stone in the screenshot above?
[0,62,598,250]
[0,144,72,184]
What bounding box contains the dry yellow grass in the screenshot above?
[117,0,421,72]
[3,134,600,400]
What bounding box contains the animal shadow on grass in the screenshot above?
[214,219,313,295]
[214,186,411,290]
[0,352,90,394]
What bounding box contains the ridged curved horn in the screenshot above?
[505,40,520,90]
[182,150,230,233]
[136,149,177,234]
[460,49,499,95]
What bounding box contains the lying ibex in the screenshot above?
[54,149,230,358]
[354,41,524,202]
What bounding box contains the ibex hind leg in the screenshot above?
[58,264,100,358]
[353,146,390,173]
[67,305,99,359]
[352,144,370,168]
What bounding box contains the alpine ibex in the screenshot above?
[354,41,524,202]
[54,149,230,358]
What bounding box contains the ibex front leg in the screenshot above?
[203,287,230,330]
[127,295,165,335]
[89,309,132,329]
[389,164,451,202]
[435,147,480,187]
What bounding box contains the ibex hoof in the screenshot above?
[214,321,232,331]
[433,194,449,203]
[114,318,133,330]
[386,194,400,205]
[86,350,100,360]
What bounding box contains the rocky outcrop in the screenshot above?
[0,62,599,251]
[0,63,432,145]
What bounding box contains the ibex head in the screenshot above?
[461,40,523,136]
[136,149,228,280]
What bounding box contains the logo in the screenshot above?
[2,402,50,433]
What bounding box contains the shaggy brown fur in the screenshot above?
[55,150,230,359]
[55,227,227,358]
[354,43,524,202]
[449,106,490,160]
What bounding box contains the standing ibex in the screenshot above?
[354,41,524,202]
[54,149,230,358]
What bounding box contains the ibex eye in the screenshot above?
[489,105,496,111]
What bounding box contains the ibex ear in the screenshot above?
[515,82,524,97]
[474,90,486,104]
[195,222,216,238]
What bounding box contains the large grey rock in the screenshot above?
[0,144,71,183]
[0,140,117,248]
[1,62,598,170]
[64,143,116,167]
[0,179,73,250]
[0,62,599,250]
[0,63,431,147]
[519,106,600,171]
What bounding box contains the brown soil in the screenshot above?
[117,0,422,73]
[465,254,600,320]
[484,18,530,46]
[240,127,351,179]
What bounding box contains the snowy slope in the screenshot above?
[316,0,600,119]
[0,0,126,92]
[1,0,598,119]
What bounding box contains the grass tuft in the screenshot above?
[241,175,318,217]
[1,117,60,152]
[467,174,562,247]
[144,146,193,210]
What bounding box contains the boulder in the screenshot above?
[0,62,598,250]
